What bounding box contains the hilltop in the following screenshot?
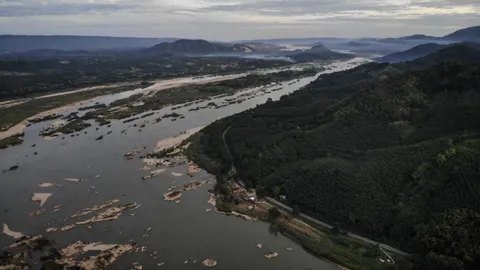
[379,42,480,63]
[147,39,255,55]
[287,44,353,62]
[444,25,480,41]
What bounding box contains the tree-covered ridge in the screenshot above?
[188,58,480,269]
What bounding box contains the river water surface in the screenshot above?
[0,58,369,270]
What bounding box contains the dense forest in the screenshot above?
[0,56,288,101]
[188,45,480,269]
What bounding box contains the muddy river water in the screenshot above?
[0,58,369,270]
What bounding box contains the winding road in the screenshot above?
[222,125,411,257]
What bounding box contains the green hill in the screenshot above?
[189,49,480,269]
[148,39,255,55]
[444,25,480,41]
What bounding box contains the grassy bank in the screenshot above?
[213,186,409,270]
[0,83,153,131]
[0,133,24,149]
[81,69,319,124]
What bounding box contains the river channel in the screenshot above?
[0,58,369,270]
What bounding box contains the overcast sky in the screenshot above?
[0,0,479,41]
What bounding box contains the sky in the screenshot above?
[0,0,479,41]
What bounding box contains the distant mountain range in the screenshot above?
[444,25,480,41]
[146,39,353,62]
[379,42,480,63]
[1,25,479,62]
[409,44,480,67]
[146,39,257,56]
[286,44,353,61]
[0,35,178,53]
[240,25,480,55]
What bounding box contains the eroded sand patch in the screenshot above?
[183,180,208,191]
[76,203,137,225]
[187,162,202,175]
[64,178,82,182]
[57,241,135,270]
[202,259,218,267]
[155,127,204,153]
[30,209,47,216]
[31,193,52,206]
[71,199,120,218]
[9,235,44,249]
[141,169,166,180]
[264,252,279,259]
[2,224,25,239]
[43,135,59,141]
[39,183,56,187]
[207,193,216,206]
[60,225,76,232]
[163,191,182,201]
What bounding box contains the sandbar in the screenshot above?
[2,224,25,239]
[31,193,52,206]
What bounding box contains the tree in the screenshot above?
[273,186,281,197]
[268,207,281,221]
[332,224,342,235]
[292,204,301,216]
[256,186,267,198]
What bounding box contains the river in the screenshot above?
[0,58,369,270]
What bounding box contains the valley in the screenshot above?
[0,58,368,270]
[1,23,480,270]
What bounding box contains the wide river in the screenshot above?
[0,58,369,270]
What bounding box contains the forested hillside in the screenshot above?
[189,46,480,269]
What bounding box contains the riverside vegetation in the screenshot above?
[187,45,480,270]
[0,68,319,148]
[78,69,319,124]
[0,56,289,101]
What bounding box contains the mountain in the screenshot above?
[380,42,480,63]
[0,35,178,53]
[287,44,353,62]
[240,42,284,53]
[379,43,447,63]
[410,44,480,67]
[147,39,255,55]
[444,25,480,41]
[399,34,439,40]
[189,48,480,269]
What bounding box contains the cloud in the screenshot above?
[0,0,478,39]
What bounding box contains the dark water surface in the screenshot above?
[0,58,368,270]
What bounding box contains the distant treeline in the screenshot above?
[0,57,289,101]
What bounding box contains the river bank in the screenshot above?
[147,121,399,270]
[0,69,318,149]
[184,138,400,270]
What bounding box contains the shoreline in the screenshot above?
[0,96,100,140]
[184,136,400,270]
[204,182,354,270]
[0,75,238,142]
